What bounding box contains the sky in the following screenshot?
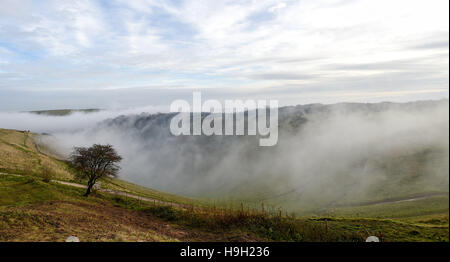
[0,0,448,111]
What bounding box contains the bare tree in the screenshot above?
[70,144,122,197]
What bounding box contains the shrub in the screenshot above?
[22,163,34,176]
[144,205,331,241]
[40,166,54,183]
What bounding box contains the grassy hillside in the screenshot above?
[0,128,448,242]
[0,128,196,204]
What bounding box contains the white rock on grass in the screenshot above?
[365,236,380,242]
[65,236,80,242]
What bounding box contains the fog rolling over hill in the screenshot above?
[32,100,449,211]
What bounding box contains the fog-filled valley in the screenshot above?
[1,100,448,212]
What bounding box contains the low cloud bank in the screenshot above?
[1,100,448,210]
[0,106,166,133]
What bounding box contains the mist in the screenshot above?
[0,100,448,211]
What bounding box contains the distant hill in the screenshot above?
[28,109,100,116]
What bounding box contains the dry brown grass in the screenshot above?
[0,139,33,171]
[0,129,73,180]
[0,200,262,242]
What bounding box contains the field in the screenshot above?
[0,128,448,242]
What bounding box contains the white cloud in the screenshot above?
[0,0,448,110]
[268,2,287,13]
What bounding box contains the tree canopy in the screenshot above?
[70,144,122,196]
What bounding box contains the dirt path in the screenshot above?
[0,172,185,208]
[366,192,448,205]
[0,172,22,178]
[53,180,86,188]
[52,180,186,208]
[334,192,449,208]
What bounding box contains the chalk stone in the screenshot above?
[65,236,80,242]
[365,236,380,242]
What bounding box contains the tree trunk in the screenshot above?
[84,181,93,197]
